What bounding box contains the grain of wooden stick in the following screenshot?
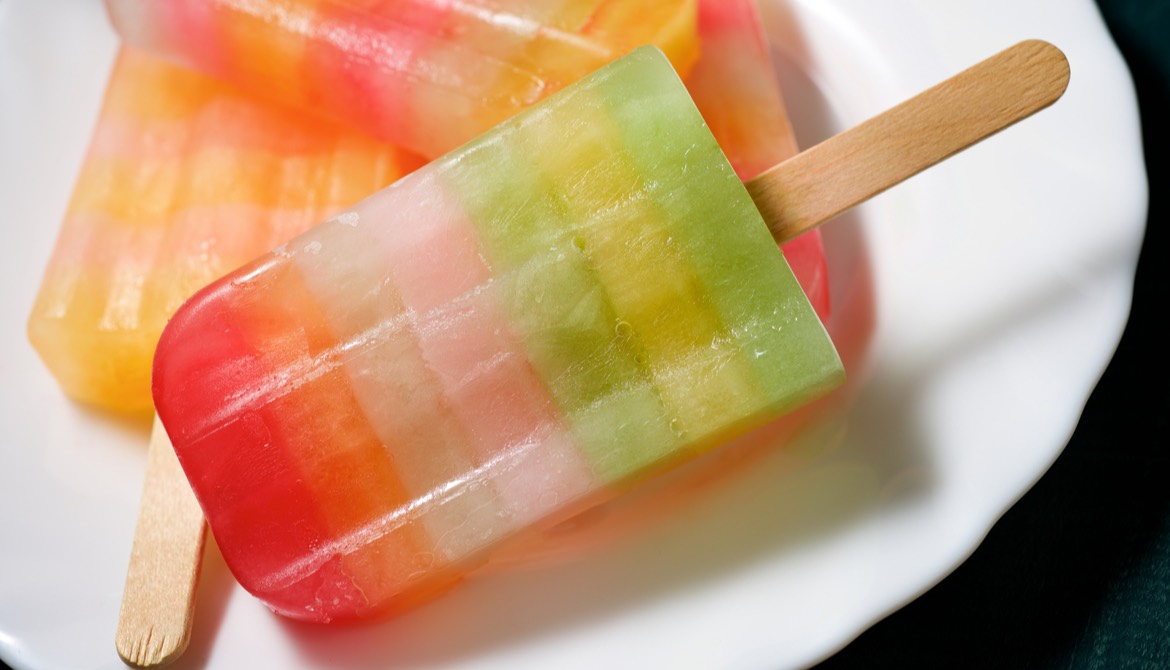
[115,417,206,668]
[747,39,1070,243]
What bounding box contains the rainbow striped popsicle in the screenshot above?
[688,0,830,320]
[102,0,700,159]
[153,47,844,622]
[27,48,422,413]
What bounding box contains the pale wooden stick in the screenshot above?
[747,39,1070,243]
[115,416,206,668]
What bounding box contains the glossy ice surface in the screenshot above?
[26,48,422,413]
[153,47,843,622]
[688,0,829,320]
[103,0,700,159]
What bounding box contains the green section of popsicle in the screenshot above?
[519,76,766,451]
[605,47,845,419]
[442,46,842,482]
[440,118,680,483]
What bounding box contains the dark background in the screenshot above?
[814,0,1170,668]
[2,1,1163,669]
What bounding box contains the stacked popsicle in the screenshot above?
[102,0,701,158]
[152,47,844,621]
[27,48,422,413]
[494,0,835,566]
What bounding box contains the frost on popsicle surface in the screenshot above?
[153,47,843,622]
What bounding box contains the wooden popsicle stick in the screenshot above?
[115,416,206,668]
[747,39,1070,243]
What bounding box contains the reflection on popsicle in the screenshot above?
[26,48,423,414]
[102,0,700,159]
[153,41,1070,623]
[686,0,829,320]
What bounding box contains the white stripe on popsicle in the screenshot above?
[289,211,507,563]
[355,173,597,530]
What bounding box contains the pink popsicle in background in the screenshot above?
[101,0,702,159]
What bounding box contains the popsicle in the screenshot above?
[101,0,700,160]
[151,41,1070,623]
[686,0,829,319]
[112,8,823,660]
[27,47,423,414]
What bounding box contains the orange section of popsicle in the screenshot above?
[234,259,436,618]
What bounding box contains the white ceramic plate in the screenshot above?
[0,1,1146,669]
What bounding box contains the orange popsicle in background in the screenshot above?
[27,48,423,414]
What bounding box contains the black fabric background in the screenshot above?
[813,0,1170,667]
